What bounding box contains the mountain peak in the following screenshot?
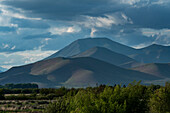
[45,37,137,60]
[150,44,164,47]
[77,37,110,41]
[143,44,169,49]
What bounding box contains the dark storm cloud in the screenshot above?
[125,4,170,29]
[11,18,50,29]
[3,0,170,30]
[2,0,127,20]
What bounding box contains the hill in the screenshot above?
[132,63,170,78]
[0,57,160,88]
[130,44,170,63]
[46,38,137,60]
[73,47,141,68]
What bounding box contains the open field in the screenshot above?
[0,100,56,113]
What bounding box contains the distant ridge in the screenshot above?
[132,63,170,78]
[73,47,141,68]
[130,44,170,63]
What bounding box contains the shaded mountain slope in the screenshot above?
[73,47,141,68]
[132,63,170,78]
[46,38,137,60]
[0,57,160,88]
[130,44,170,63]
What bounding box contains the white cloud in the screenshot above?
[141,28,170,37]
[120,0,141,5]
[79,15,117,28]
[0,49,57,69]
[0,4,41,21]
[78,13,132,29]
[11,46,16,50]
[90,28,97,37]
[2,43,10,49]
[49,26,81,35]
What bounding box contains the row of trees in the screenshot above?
[44,81,170,113]
[0,87,70,100]
[0,83,38,89]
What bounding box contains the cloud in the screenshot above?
[0,26,16,32]
[90,28,97,37]
[11,18,50,29]
[0,49,57,69]
[3,0,170,31]
[0,4,41,20]
[0,0,170,57]
[124,4,170,29]
[78,13,128,28]
[48,26,81,35]
[2,0,128,21]
[23,32,52,39]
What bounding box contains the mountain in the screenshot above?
[132,63,170,78]
[46,38,137,60]
[129,44,170,63]
[46,38,170,64]
[0,57,160,88]
[73,47,141,68]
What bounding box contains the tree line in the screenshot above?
[0,81,170,113]
[0,83,38,89]
[44,81,170,113]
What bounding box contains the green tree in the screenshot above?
[0,89,5,100]
[149,82,170,113]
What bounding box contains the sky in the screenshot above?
[0,0,170,69]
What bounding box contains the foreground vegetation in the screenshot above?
[44,81,170,113]
[0,81,170,113]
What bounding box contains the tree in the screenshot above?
[0,89,5,100]
[149,82,170,113]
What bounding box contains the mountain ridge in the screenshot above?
[46,37,138,60]
[45,37,170,63]
[0,57,160,88]
[73,46,141,68]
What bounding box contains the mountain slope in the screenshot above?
[73,47,141,68]
[129,44,170,63]
[0,57,160,88]
[46,38,137,60]
[132,63,170,78]
[46,38,170,63]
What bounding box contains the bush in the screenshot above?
[149,82,170,113]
